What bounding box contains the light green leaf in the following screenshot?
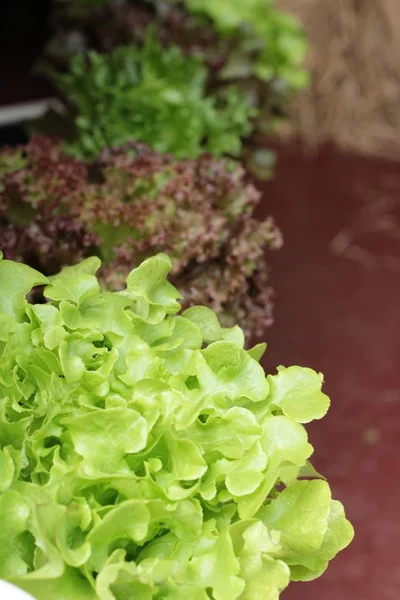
[55,501,92,567]
[258,480,332,556]
[247,343,267,362]
[59,293,133,336]
[268,366,330,423]
[184,529,245,600]
[96,559,155,600]
[226,442,268,497]
[0,490,31,578]
[65,408,148,475]
[45,258,101,304]
[0,446,15,491]
[29,304,67,350]
[13,567,97,600]
[201,341,269,402]
[183,306,244,347]
[0,259,48,318]
[183,306,223,343]
[261,415,313,466]
[124,254,182,323]
[289,499,355,581]
[187,406,261,459]
[87,500,154,572]
[167,436,208,481]
[231,520,289,600]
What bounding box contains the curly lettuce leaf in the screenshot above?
[53,37,253,160]
[0,254,48,319]
[268,366,330,423]
[0,253,353,600]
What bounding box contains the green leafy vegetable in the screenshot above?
[47,0,308,91]
[267,366,330,423]
[38,0,308,178]
[51,37,253,160]
[0,252,353,599]
[182,0,308,87]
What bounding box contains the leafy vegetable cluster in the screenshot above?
[41,0,308,176]
[180,0,308,87]
[47,0,307,90]
[0,251,353,600]
[0,137,281,337]
[50,38,253,160]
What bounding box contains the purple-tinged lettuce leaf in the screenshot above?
[0,138,282,338]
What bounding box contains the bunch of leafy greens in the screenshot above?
[47,0,307,91]
[0,251,353,600]
[0,137,281,337]
[40,0,308,177]
[48,37,254,160]
[181,0,308,87]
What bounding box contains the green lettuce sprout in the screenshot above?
[0,251,353,599]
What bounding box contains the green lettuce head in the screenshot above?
[0,251,353,599]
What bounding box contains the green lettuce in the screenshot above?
[0,251,353,599]
[183,0,308,88]
[52,38,253,160]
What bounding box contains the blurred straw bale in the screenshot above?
[278,0,400,158]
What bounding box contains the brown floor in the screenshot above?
[257,144,400,600]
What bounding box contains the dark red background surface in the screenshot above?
[258,144,400,600]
